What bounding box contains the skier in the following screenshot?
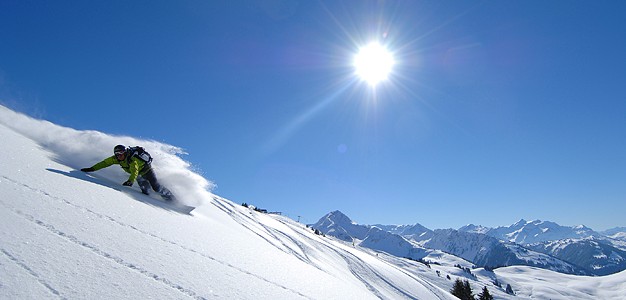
[80,144,175,201]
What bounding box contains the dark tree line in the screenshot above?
[450,278,494,300]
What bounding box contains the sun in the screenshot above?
[353,42,395,86]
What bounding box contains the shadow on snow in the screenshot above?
[46,168,193,215]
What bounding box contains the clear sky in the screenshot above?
[1,0,625,230]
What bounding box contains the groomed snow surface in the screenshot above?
[1,105,625,299]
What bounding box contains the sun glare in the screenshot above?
[353,42,395,86]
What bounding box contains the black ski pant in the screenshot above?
[136,168,173,200]
[137,168,162,193]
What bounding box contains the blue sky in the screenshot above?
[2,0,625,230]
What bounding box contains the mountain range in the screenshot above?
[311,211,626,276]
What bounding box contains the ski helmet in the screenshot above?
[114,145,126,155]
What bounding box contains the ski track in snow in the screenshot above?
[283,223,414,298]
[0,175,312,300]
[376,254,453,299]
[270,218,432,299]
[212,198,435,299]
[326,243,416,299]
[211,199,320,269]
[0,248,64,299]
[0,200,207,300]
[285,222,453,299]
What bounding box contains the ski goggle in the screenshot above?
[115,150,126,156]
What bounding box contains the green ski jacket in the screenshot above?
[90,155,150,183]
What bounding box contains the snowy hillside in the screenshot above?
[3,105,626,300]
[494,266,626,300]
[0,106,456,299]
[526,238,626,276]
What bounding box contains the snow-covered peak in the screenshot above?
[458,224,491,234]
[373,222,432,238]
[328,210,355,224]
[513,218,529,228]
[310,210,371,241]
[313,210,354,228]
[489,219,600,244]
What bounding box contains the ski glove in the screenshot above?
[122,181,133,187]
[81,167,95,172]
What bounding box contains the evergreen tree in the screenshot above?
[477,286,494,300]
[450,279,474,300]
[450,279,465,299]
[463,280,474,300]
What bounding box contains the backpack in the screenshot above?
[128,146,153,164]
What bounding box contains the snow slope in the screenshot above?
[494,267,626,299]
[3,105,626,300]
[0,106,455,299]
